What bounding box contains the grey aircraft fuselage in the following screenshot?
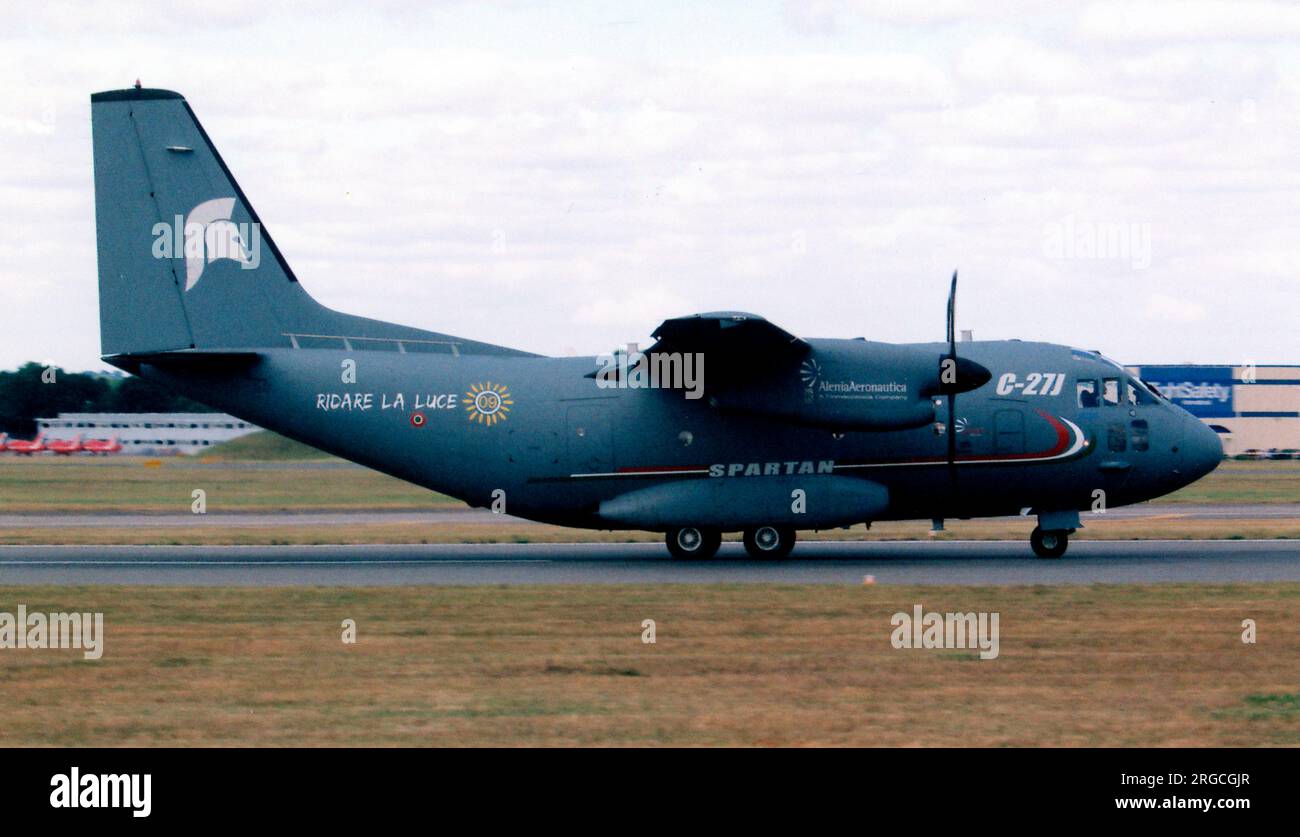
[139,337,1221,530]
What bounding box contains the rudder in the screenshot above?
[92,88,303,355]
[91,87,529,361]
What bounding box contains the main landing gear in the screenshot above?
[742,525,796,559]
[664,525,798,560]
[666,526,721,560]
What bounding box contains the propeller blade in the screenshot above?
[946,270,957,349]
[946,270,958,484]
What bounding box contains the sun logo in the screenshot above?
[465,382,513,426]
[799,358,821,388]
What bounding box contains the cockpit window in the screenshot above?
[1126,379,1157,405]
[1102,378,1120,406]
[1077,379,1099,408]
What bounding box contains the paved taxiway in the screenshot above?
[0,540,1296,585]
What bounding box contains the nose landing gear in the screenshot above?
[1030,526,1069,559]
[1030,510,1079,559]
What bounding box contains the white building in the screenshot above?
[35,413,261,455]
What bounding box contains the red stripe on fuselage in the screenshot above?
[828,410,1077,468]
[577,412,1082,478]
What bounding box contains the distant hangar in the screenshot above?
[35,412,260,456]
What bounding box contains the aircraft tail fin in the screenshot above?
[91,88,535,360]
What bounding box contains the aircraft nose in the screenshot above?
[1181,418,1223,481]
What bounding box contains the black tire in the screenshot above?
[742,525,796,559]
[1030,526,1069,559]
[666,526,721,560]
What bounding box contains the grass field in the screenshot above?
[203,431,335,461]
[1,583,1295,746]
[0,517,1298,546]
[0,457,457,513]
[1,457,1297,513]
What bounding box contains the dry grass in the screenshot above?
[0,457,448,513]
[1164,459,1300,504]
[0,517,1296,546]
[0,457,1296,514]
[0,584,1295,747]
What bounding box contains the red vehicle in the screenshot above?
[83,436,123,455]
[5,433,46,455]
[47,435,84,456]
[0,433,7,451]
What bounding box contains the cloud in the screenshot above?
[1079,1,1300,42]
[1144,292,1207,323]
[0,3,1296,370]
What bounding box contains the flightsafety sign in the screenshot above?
[1139,366,1235,418]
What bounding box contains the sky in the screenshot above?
[2,0,1298,371]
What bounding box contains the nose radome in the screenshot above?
[1184,418,1223,481]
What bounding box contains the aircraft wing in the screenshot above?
[648,311,809,367]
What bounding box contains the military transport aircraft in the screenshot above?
[90,87,1222,559]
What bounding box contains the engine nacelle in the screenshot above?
[711,339,969,432]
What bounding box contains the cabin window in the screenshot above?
[1076,379,1099,408]
[1107,423,1127,452]
[1130,419,1150,452]
[1102,378,1121,406]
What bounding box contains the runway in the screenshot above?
[0,539,1296,586]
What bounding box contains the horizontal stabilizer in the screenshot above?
[105,350,261,375]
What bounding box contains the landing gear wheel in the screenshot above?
[1030,526,1069,559]
[666,526,721,560]
[743,525,796,559]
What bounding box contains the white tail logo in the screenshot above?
[144,197,262,291]
[151,199,262,289]
[185,197,255,290]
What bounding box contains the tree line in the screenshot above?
[0,363,208,437]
